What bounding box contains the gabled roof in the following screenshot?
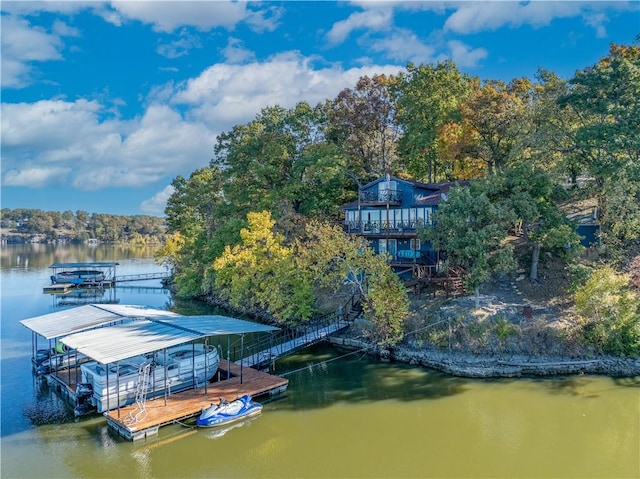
[360,175,413,190]
[360,175,461,193]
[61,315,278,364]
[343,176,468,209]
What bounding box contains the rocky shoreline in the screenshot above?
[330,337,640,378]
[190,286,640,379]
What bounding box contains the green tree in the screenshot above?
[162,166,228,296]
[301,222,409,346]
[558,43,640,252]
[422,184,517,306]
[213,211,314,325]
[482,165,583,282]
[460,78,533,174]
[327,74,401,179]
[395,61,472,182]
[213,103,327,219]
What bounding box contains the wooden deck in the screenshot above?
[43,283,75,294]
[104,359,288,441]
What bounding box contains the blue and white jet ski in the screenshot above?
[196,394,263,427]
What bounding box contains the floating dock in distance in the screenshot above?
[43,283,75,294]
[43,262,171,293]
[105,359,288,441]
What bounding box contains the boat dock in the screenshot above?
[43,262,170,293]
[105,359,288,441]
[21,304,288,441]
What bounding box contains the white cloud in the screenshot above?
[1,99,212,191]
[2,51,404,194]
[369,29,436,64]
[171,51,404,132]
[140,184,175,216]
[0,1,94,16]
[0,14,64,87]
[2,166,70,187]
[326,8,394,45]
[444,2,580,33]
[157,29,202,59]
[447,40,488,68]
[221,37,256,64]
[583,12,609,39]
[1,99,105,152]
[51,19,80,37]
[105,1,250,32]
[243,4,284,33]
[442,1,635,36]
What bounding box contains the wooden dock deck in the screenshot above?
[43,283,75,294]
[104,359,288,441]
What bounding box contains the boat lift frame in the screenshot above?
[48,262,119,287]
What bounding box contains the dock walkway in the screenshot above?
[237,320,350,368]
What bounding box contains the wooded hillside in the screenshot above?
[1,208,166,244]
[159,42,639,352]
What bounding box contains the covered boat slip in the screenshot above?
[58,313,280,365]
[20,304,286,440]
[47,262,119,288]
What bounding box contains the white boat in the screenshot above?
[53,270,105,285]
[36,351,91,375]
[79,343,220,413]
[196,394,263,427]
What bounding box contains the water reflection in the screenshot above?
[276,344,469,411]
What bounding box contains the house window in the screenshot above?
[378,180,397,201]
[410,238,421,250]
[379,239,397,257]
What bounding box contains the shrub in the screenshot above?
[574,266,640,357]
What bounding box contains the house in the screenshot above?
[342,175,465,274]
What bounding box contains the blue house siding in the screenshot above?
[577,224,600,247]
[343,176,463,269]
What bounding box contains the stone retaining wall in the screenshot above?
[329,337,640,378]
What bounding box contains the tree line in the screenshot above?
[1,208,166,244]
[159,42,639,353]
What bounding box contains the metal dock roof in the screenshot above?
[60,314,279,364]
[20,305,125,340]
[21,304,279,364]
[19,304,180,340]
[61,319,202,364]
[49,262,119,269]
[157,315,278,336]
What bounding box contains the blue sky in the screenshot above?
[1,1,638,217]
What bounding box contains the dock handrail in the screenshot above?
[115,272,171,283]
[236,294,362,369]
